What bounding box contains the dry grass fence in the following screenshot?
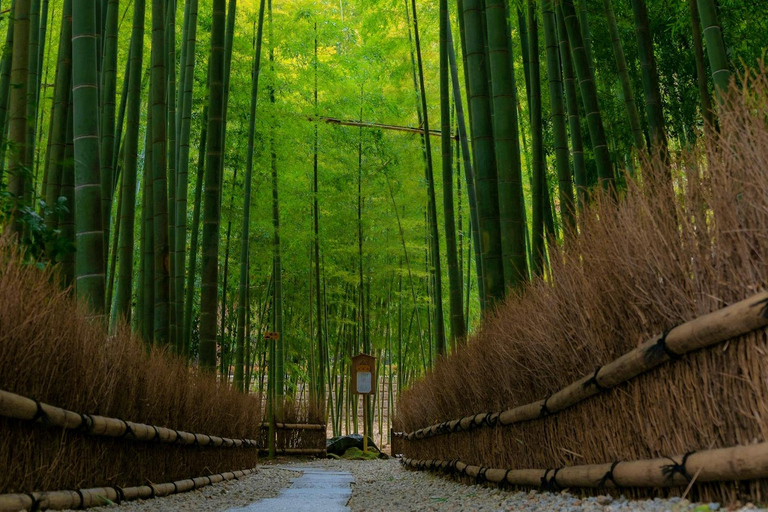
[0,238,262,494]
[394,73,768,504]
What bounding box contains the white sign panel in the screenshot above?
[357,371,372,394]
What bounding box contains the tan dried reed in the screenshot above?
[394,73,768,504]
[0,239,262,493]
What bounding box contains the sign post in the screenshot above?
[351,353,376,454]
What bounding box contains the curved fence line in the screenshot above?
[402,440,768,490]
[0,468,256,511]
[403,291,768,441]
[0,389,259,448]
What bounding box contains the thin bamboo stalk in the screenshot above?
[404,291,768,440]
[0,389,259,447]
[403,441,768,489]
[0,469,256,511]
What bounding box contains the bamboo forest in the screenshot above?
[2,0,768,509]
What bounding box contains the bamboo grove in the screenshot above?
[0,0,764,439]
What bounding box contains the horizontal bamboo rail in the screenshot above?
[0,389,259,448]
[259,422,326,431]
[403,441,768,490]
[404,292,768,441]
[258,448,326,455]
[0,468,256,511]
[306,115,458,139]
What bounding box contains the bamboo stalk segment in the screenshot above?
[0,469,256,511]
[404,292,768,441]
[258,422,326,431]
[0,389,259,448]
[403,441,768,489]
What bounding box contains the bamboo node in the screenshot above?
[120,420,135,439]
[540,397,552,417]
[644,329,680,363]
[113,486,125,504]
[31,399,50,425]
[583,366,609,392]
[597,460,621,487]
[755,296,768,318]
[661,451,695,482]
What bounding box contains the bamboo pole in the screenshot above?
[257,448,326,455]
[0,389,258,448]
[0,469,256,511]
[404,291,768,440]
[305,115,457,139]
[403,440,768,489]
[258,422,326,430]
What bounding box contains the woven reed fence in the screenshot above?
[258,422,328,456]
[398,292,768,501]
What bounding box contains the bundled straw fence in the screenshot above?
[394,75,768,504]
[0,238,262,495]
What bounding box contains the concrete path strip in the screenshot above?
[226,466,354,512]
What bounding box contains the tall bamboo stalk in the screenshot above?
[440,1,465,345]
[602,0,645,152]
[43,0,70,228]
[560,0,614,189]
[410,0,445,355]
[688,0,713,134]
[72,0,106,317]
[555,4,586,213]
[234,0,266,392]
[527,0,545,275]
[630,0,666,152]
[0,5,14,189]
[696,0,730,101]
[149,0,169,344]
[199,0,227,370]
[6,0,30,232]
[99,0,118,263]
[175,0,199,353]
[461,0,505,308]
[486,0,527,288]
[541,0,574,234]
[112,0,145,324]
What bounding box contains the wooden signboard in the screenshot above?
[351,353,376,395]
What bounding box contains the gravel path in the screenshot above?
[280,458,766,512]
[85,467,297,512]
[79,458,766,511]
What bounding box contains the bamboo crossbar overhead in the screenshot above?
[0,389,259,447]
[0,469,256,511]
[305,115,458,139]
[258,422,326,430]
[402,440,768,489]
[403,291,768,441]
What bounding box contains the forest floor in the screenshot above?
[80,458,766,512]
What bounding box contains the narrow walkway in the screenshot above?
[225,467,354,512]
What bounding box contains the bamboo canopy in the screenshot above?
[403,440,768,489]
[404,291,768,440]
[0,469,256,511]
[0,389,259,448]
